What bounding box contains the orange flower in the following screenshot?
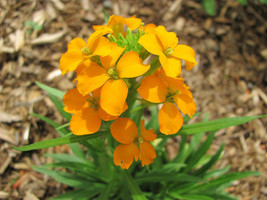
[63,87,125,135]
[60,30,112,75]
[93,15,142,38]
[110,118,157,169]
[76,45,150,116]
[137,68,196,135]
[138,25,197,78]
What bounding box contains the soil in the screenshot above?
[0,0,266,199]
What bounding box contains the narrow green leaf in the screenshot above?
[146,105,159,130]
[203,166,230,179]
[170,193,214,200]
[158,115,267,137]
[236,0,247,5]
[190,113,209,151]
[103,9,109,24]
[56,123,70,130]
[193,143,224,176]
[196,171,261,191]
[122,170,148,200]
[13,131,107,151]
[259,0,267,4]
[202,0,216,16]
[183,132,216,173]
[135,172,202,183]
[34,166,103,188]
[31,113,85,158]
[31,113,68,136]
[49,94,72,121]
[172,135,191,164]
[97,178,116,200]
[36,81,65,99]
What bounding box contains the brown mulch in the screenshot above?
[0,0,266,199]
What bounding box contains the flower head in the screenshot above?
[63,87,125,135]
[138,25,197,78]
[93,15,142,38]
[76,44,150,116]
[110,118,157,169]
[137,68,196,135]
[60,30,112,75]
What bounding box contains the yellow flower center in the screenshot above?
[108,68,119,79]
[164,47,173,57]
[81,46,92,55]
[138,137,144,144]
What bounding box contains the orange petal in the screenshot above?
[60,51,85,75]
[159,54,182,78]
[91,37,112,57]
[98,105,119,121]
[116,51,150,78]
[98,103,128,121]
[70,107,101,135]
[124,16,142,30]
[137,75,167,103]
[67,37,87,51]
[171,45,197,71]
[76,63,110,96]
[60,38,87,75]
[113,143,139,169]
[63,88,89,113]
[144,23,157,33]
[110,118,138,144]
[100,45,125,70]
[173,94,196,118]
[140,120,157,142]
[100,79,128,116]
[155,26,178,51]
[140,142,156,167]
[75,59,91,75]
[138,33,164,56]
[158,102,183,135]
[87,29,112,49]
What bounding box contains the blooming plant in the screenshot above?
[15,15,265,200]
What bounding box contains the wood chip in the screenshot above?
[0,111,22,123]
[50,0,65,11]
[23,191,39,200]
[31,30,67,45]
[0,127,17,145]
[0,191,8,199]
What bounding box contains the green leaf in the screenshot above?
[31,113,85,158]
[259,0,267,4]
[36,81,65,99]
[193,143,224,176]
[196,171,261,191]
[203,166,230,179]
[236,0,247,5]
[170,193,214,200]
[202,0,216,16]
[103,9,110,24]
[49,94,71,121]
[159,114,267,137]
[146,105,159,130]
[34,166,104,188]
[135,172,202,183]
[97,178,117,200]
[13,131,107,151]
[122,170,148,200]
[183,131,216,173]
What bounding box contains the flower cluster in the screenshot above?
[60,15,197,169]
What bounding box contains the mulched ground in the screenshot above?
[0,0,266,199]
